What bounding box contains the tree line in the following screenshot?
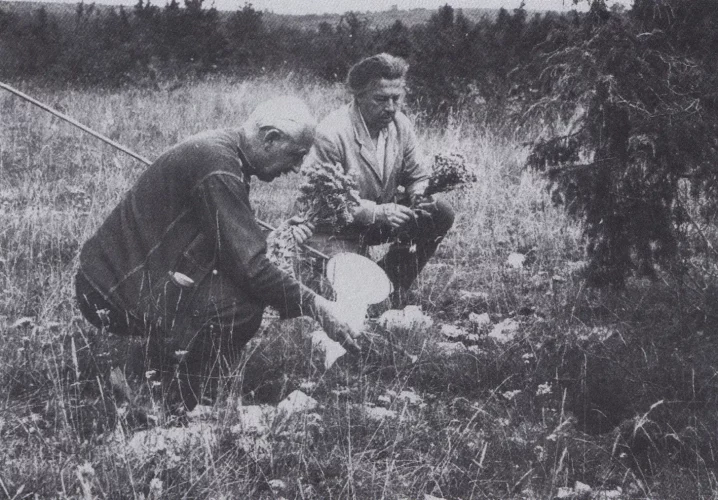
[2,0,718,285]
[0,1,588,114]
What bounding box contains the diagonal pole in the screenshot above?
[0,81,329,261]
[0,82,152,165]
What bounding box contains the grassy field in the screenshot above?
[2,75,718,499]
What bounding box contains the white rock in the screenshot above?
[488,318,520,344]
[594,489,622,499]
[555,486,574,498]
[436,341,467,355]
[186,404,213,421]
[424,495,447,500]
[231,405,276,435]
[403,305,434,329]
[268,479,287,491]
[469,312,491,327]
[127,423,216,464]
[378,305,433,332]
[362,405,398,421]
[277,390,318,416]
[506,252,526,269]
[574,481,592,494]
[459,290,489,302]
[440,324,467,339]
[397,390,424,405]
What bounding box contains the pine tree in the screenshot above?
[520,1,718,286]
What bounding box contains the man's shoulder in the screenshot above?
[393,110,416,133]
[173,129,239,155]
[316,104,353,136]
[161,129,242,170]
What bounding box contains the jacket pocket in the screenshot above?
[174,231,215,285]
[138,232,214,328]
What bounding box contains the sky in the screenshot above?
[5,0,633,14]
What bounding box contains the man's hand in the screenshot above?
[411,194,437,218]
[377,203,415,229]
[312,296,361,355]
[284,215,315,245]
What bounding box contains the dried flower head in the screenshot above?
[425,152,477,197]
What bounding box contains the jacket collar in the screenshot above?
[350,101,384,181]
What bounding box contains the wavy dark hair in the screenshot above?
[346,53,408,95]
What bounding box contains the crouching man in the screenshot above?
[75,96,358,413]
[304,54,454,307]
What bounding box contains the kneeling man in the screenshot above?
[305,53,454,306]
[76,96,357,413]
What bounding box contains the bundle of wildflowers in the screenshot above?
[424,152,477,197]
[297,162,361,230]
[266,162,360,276]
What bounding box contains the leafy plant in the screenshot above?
[520,1,718,286]
[266,162,361,275]
[296,161,361,230]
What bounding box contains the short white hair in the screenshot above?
[245,96,317,140]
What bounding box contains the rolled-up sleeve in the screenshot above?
[194,172,314,319]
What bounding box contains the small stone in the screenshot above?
[488,318,520,344]
[506,252,526,269]
[468,312,490,327]
[440,324,467,339]
[574,481,592,494]
[436,342,467,354]
[277,390,318,416]
[268,479,287,491]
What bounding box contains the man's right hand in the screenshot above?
[313,296,361,355]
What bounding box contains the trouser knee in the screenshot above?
[426,198,455,238]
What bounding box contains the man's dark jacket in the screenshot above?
[78,129,312,339]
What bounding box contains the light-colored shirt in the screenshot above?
[357,107,389,181]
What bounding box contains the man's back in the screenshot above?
[79,129,246,315]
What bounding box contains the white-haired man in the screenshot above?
[76,96,358,413]
[305,54,455,306]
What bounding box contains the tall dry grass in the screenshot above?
[1,75,716,499]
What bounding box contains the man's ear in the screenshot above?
[261,127,283,148]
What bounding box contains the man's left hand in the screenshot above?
[284,215,315,245]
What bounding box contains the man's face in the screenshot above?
[253,129,312,182]
[356,78,406,132]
